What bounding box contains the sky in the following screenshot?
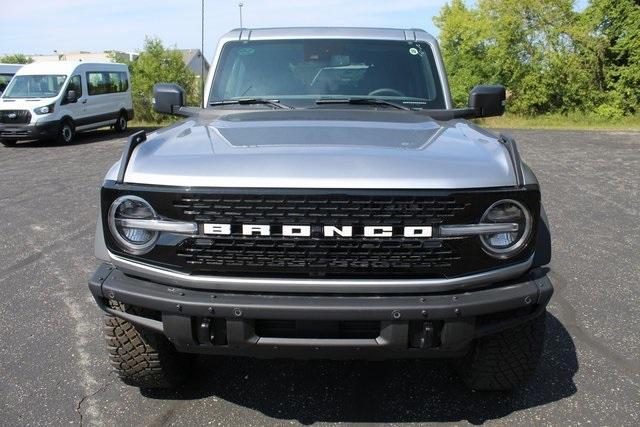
[1,0,590,58]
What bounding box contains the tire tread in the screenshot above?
[103,300,192,388]
[455,312,546,391]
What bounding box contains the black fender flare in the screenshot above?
[533,204,552,267]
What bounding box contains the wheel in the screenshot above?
[57,120,75,144]
[454,311,546,391]
[0,139,16,147]
[104,300,194,388]
[114,112,128,132]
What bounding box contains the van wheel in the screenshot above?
[1,139,16,147]
[57,120,75,144]
[115,113,128,132]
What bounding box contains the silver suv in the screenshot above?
[89,28,553,391]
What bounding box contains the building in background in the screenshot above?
[179,49,210,78]
[30,51,139,63]
[28,49,210,78]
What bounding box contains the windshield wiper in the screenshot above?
[315,98,411,111]
[209,98,294,109]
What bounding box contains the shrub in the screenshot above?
[127,37,197,123]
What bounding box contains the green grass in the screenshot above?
[478,113,640,131]
[129,119,176,129]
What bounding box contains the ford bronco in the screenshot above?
[89,27,553,391]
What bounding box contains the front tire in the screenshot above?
[454,311,546,391]
[57,120,75,144]
[104,301,194,388]
[0,139,16,147]
[114,112,128,132]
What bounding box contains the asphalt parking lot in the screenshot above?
[0,127,638,426]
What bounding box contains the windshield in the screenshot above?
[2,74,67,99]
[209,39,445,108]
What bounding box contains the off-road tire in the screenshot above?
[454,311,546,391]
[57,119,75,144]
[104,300,194,388]
[114,112,128,132]
[0,139,16,147]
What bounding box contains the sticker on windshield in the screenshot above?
[409,47,419,55]
[239,47,255,55]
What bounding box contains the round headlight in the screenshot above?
[480,199,532,258]
[108,196,159,254]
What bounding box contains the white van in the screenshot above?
[0,64,22,95]
[0,61,133,146]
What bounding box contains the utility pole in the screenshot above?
[201,0,205,106]
[239,2,244,28]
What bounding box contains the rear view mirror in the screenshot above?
[153,83,185,115]
[66,90,78,103]
[468,85,506,118]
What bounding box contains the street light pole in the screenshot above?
[201,0,205,106]
[239,2,244,28]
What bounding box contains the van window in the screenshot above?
[86,71,129,95]
[108,72,129,92]
[87,72,107,95]
[68,75,82,97]
[0,74,14,93]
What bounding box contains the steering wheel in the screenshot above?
[368,88,405,97]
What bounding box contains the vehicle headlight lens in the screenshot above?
[34,104,54,115]
[108,196,158,254]
[480,199,532,258]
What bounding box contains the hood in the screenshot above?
[0,97,52,109]
[121,109,517,189]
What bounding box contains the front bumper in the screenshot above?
[89,264,553,359]
[0,121,58,140]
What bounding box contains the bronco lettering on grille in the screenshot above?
[203,224,433,238]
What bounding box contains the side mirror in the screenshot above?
[66,90,78,103]
[468,85,506,118]
[153,83,185,115]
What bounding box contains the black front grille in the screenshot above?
[102,185,540,279]
[0,110,31,124]
[172,193,471,277]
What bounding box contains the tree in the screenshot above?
[0,54,34,64]
[129,37,197,122]
[433,0,609,115]
[433,0,492,108]
[583,0,640,115]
